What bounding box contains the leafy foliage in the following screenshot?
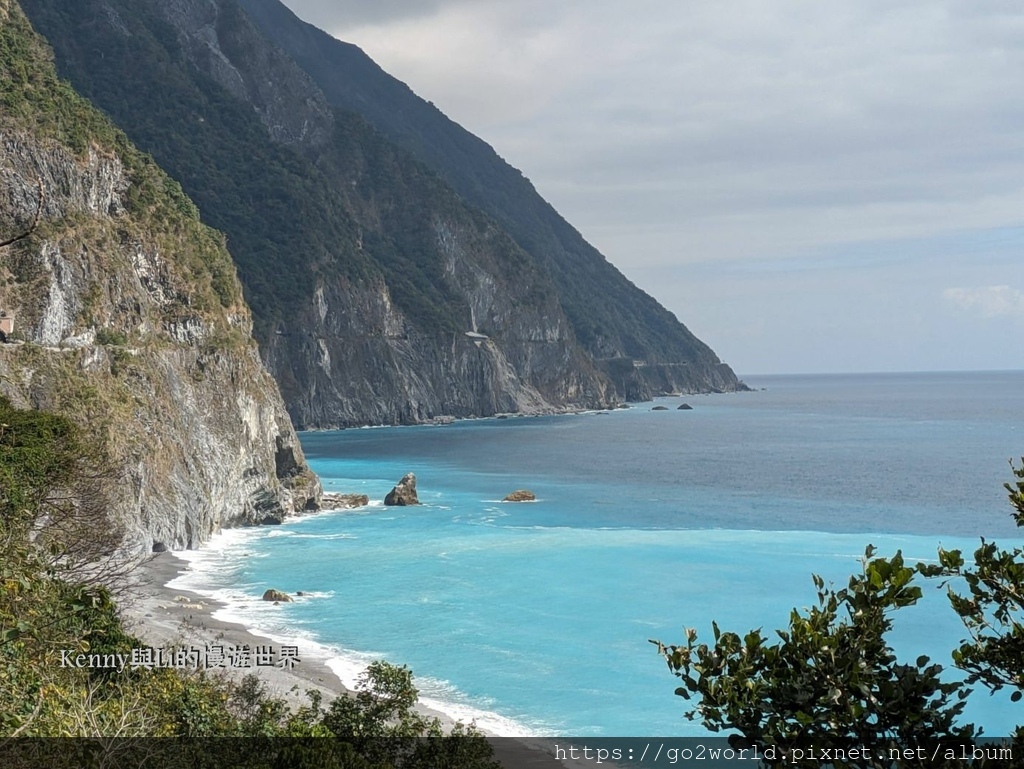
[917,460,1024,724]
[656,463,1024,763]
[653,548,974,763]
[0,397,496,766]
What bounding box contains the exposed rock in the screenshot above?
[262,589,292,602]
[0,5,322,559]
[677,403,693,410]
[17,0,755,431]
[236,0,748,406]
[261,515,283,525]
[152,542,168,553]
[321,493,369,509]
[384,473,419,506]
[502,490,536,502]
[652,405,669,411]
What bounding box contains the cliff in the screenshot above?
[236,0,745,399]
[0,0,320,556]
[19,0,744,428]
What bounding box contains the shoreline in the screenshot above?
[295,388,750,433]
[120,551,354,711]
[119,550,568,768]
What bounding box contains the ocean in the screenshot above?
[170,371,1024,736]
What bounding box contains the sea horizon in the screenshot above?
[168,370,1024,736]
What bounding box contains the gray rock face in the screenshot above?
[321,493,370,509]
[384,473,419,506]
[73,0,743,428]
[502,490,536,502]
[266,272,611,429]
[0,118,320,557]
[262,589,292,602]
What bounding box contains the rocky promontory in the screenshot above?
[384,474,420,506]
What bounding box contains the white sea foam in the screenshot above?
[166,527,540,738]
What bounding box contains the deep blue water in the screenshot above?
[173,371,1024,736]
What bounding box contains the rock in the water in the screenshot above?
[652,405,669,411]
[677,403,693,410]
[322,493,370,509]
[502,490,536,502]
[152,542,168,553]
[384,473,420,506]
[261,515,283,525]
[262,589,293,602]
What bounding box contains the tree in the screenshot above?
[0,395,126,590]
[653,548,974,766]
[917,459,1024,741]
[655,462,1024,765]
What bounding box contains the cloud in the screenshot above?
[943,285,1024,318]
[279,0,1024,371]
[281,0,1024,268]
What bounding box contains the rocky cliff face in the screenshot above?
[142,0,616,427]
[0,0,320,556]
[267,270,609,427]
[20,0,745,429]
[238,0,749,398]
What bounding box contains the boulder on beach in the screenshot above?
[384,473,420,506]
[262,589,293,603]
[152,542,167,553]
[677,403,693,410]
[502,489,536,502]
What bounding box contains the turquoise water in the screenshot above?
[173,371,1024,736]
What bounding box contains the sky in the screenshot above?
[281,0,1024,375]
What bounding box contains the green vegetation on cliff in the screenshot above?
[19,0,744,428]
[0,0,240,316]
[0,397,496,762]
[16,0,546,340]
[239,0,730,368]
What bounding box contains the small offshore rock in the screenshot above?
[677,403,693,410]
[652,405,669,411]
[503,490,536,502]
[322,493,370,509]
[262,589,293,603]
[384,473,420,506]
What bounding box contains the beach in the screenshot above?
[119,551,566,769]
[119,552,344,708]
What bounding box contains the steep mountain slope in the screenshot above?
[20,0,743,429]
[0,0,319,556]
[237,0,744,397]
[21,0,618,427]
